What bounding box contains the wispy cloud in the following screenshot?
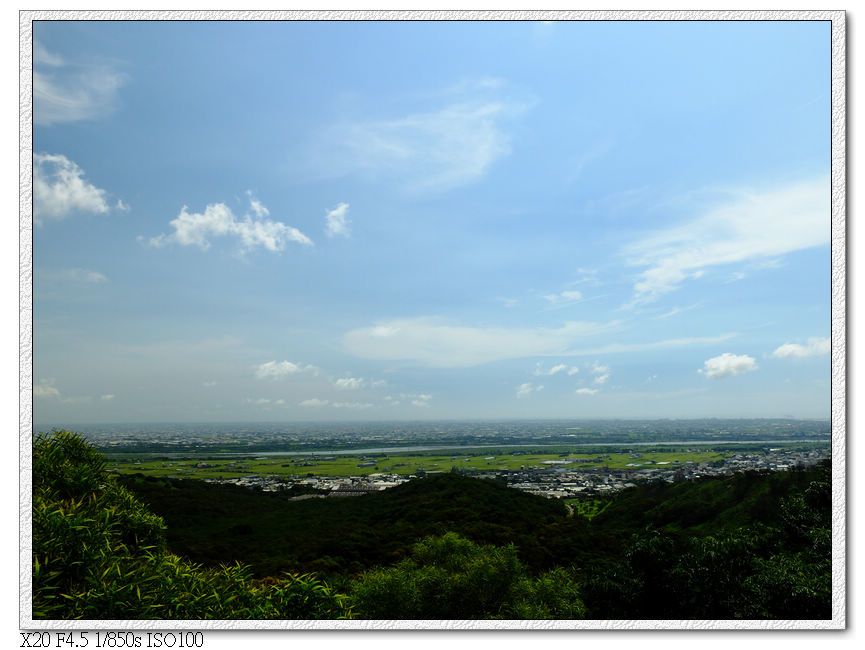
[563,333,737,357]
[533,362,579,377]
[310,81,527,194]
[325,203,351,238]
[653,303,702,320]
[699,353,757,379]
[149,194,312,253]
[624,177,829,304]
[254,360,318,380]
[34,42,126,126]
[299,398,329,407]
[343,317,616,368]
[543,290,583,304]
[34,153,113,225]
[331,401,374,410]
[772,337,830,359]
[43,268,108,284]
[575,388,599,396]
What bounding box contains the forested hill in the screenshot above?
[117,462,830,588]
[118,472,586,577]
[34,431,830,620]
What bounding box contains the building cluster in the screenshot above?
[201,446,829,500]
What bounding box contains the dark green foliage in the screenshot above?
[592,467,825,534]
[119,472,572,577]
[32,431,352,620]
[36,430,830,620]
[581,464,832,619]
[350,533,585,619]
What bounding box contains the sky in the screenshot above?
[30,18,833,425]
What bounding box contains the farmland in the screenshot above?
[108,448,731,480]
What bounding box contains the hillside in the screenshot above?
[118,472,594,577]
[35,431,831,619]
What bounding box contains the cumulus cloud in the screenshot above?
[625,177,830,304]
[575,388,599,396]
[516,382,544,398]
[343,317,614,368]
[334,377,366,390]
[591,362,611,385]
[325,203,351,238]
[34,379,60,398]
[34,153,112,225]
[772,337,830,359]
[699,353,758,379]
[149,195,312,253]
[254,360,317,380]
[34,42,126,126]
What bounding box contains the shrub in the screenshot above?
[32,431,352,619]
[350,532,585,619]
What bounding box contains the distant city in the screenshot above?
[63,417,831,500]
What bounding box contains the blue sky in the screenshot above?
[31,19,832,424]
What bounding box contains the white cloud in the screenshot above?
[334,377,366,390]
[575,388,599,396]
[48,268,108,284]
[772,337,830,359]
[116,199,131,212]
[699,353,758,379]
[34,379,60,398]
[150,195,312,253]
[654,303,701,320]
[34,43,126,125]
[254,360,317,380]
[400,393,432,402]
[331,402,374,410]
[299,398,329,407]
[343,317,615,368]
[325,203,351,238]
[564,333,736,357]
[591,362,611,385]
[34,41,64,67]
[100,394,115,401]
[516,382,544,399]
[411,400,431,408]
[34,153,112,224]
[534,362,578,377]
[311,82,527,194]
[543,290,583,304]
[625,177,830,304]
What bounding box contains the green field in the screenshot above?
[107,448,730,480]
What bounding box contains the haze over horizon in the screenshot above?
[32,19,831,425]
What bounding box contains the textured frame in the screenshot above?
[19,9,847,631]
